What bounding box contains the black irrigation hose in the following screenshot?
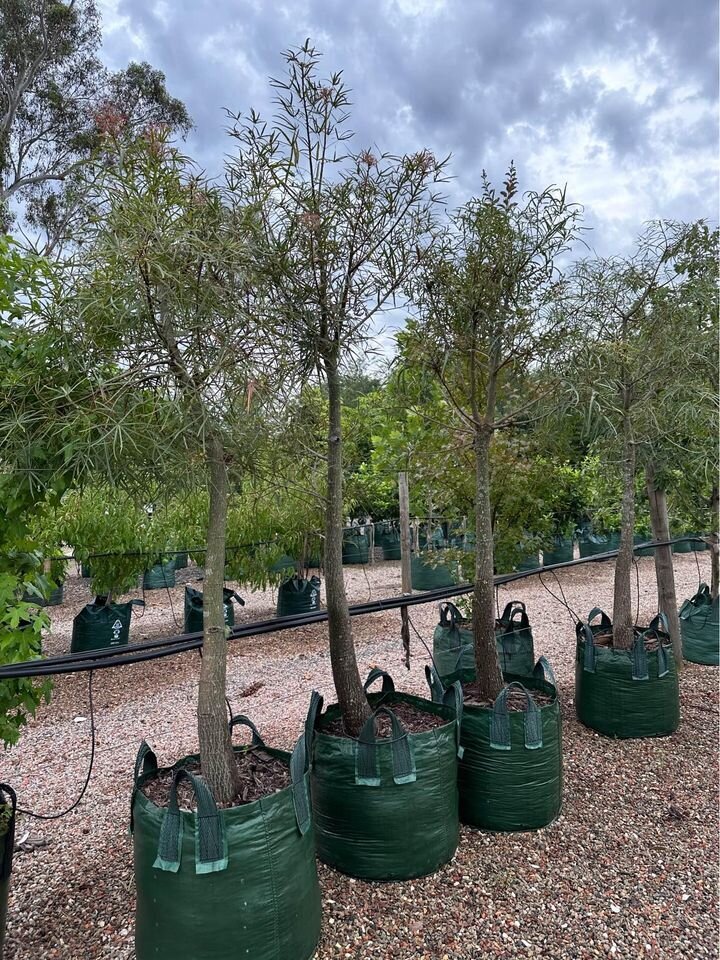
[2,537,707,680]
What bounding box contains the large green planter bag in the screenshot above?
[269,554,297,574]
[411,551,457,590]
[680,584,719,666]
[515,553,538,572]
[71,596,145,652]
[307,668,462,881]
[183,586,244,634]
[575,610,680,739]
[341,532,369,565]
[80,562,93,579]
[132,718,321,960]
[578,534,611,557]
[672,538,694,554]
[542,538,573,565]
[143,562,176,590]
[172,551,189,570]
[429,659,562,832]
[381,530,402,560]
[495,601,535,677]
[433,602,474,685]
[277,576,321,618]
[0,784,16,960]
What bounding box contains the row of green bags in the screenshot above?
[575,609,680,739]
[432,600,535,685]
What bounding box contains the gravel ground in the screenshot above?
[2,554,718,960]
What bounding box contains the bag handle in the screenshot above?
[363,667,395,695]
[289,733,312,835]
[630,633,650,681]
[0,783,17,882]
[229,591,245,607]
[444,680,465,759]
[425,664,446,704]
[438,602,464,627]
[355,706,416,787]
[133,740,158,787]
[490,682,543,751]
[304,690,324,756]
[228,715,265,748]
[587,607,612,630]
[532,656,557,688]
[499,600,526,624]
[154,768,228,875]
[577,622,597,673]
[646,612,669,636]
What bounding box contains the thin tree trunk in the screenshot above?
[472,427,503,699]
[710,485,719,601]
[324,354,370,735]
[645,463,682,665]
[198,433,239,803]
[613,415,636,650]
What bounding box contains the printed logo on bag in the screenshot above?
[111,618,123,643]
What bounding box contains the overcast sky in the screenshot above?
[97,0,718,259]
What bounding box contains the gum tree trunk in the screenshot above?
[324,353,370,736]
[613,414,636,650]
[645,463,682,665]
[472,426,503,699]
[198,433,239,803]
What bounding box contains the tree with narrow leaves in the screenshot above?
[408,165,584,700]
[226,41,449,734]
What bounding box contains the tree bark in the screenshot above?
[645,463,682,665]
[710,485,719,601]
[324,354,370,735]
[198,433,239,803]
[472,427,503,699]
[612,415,636,650]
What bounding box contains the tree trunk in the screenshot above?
[710,485,719,601]
[645,463,682,665]
[198,434,239,803]
[612,416,636,650]
[472,427,503,699]
[324,354,370,736]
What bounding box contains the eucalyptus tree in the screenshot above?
[408,166,583,700]
[226,41,449,733]
[69,129,277,802]
[0,0,190,248]
[568,220,697,653]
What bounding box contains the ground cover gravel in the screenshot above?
[2,553,718,959]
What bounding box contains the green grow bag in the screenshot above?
[680,584,719,666]
[23,583,64,607]
[429,659,562,832]
[172,551,189,570]
[0,783,16,960]
[270,554,297,574]
[131,717,321,960]
[71,596,145,652]
[672,537,694,554]
[183,586,244,634]
[575,609,680,739]
[381,530,402,561]
[307,668,462,881]
[578,535,611,557]
[277,576,321,618]
[542,538,573,566]
[633,534,655,557]
[143,562,176,591]
[689,534,709,552]
[411,551,457,590]
[341,533,369,565]
[432,600,536,687]
[80,562,93,579]
[515,553,539,572]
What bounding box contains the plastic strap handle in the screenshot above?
[533,656,557,688]
[228,715,265,748]
[0,783,17,882]
[490,682,543,751]
[508,605,530,630]
[363,667,395,695]
[439,602,463,627]
[577,622,597,673]
[230,591,245,607]
[425,664,446,704]
[499,600,526,624]
[631,635,650,681]
[647,612,669,636]
[130,741,158,833]
[154,768,228,875]
[289,733,312,835]
[679,598,692,621]
[355,706,417,787]
[303,690,323,762]
[443,680,465,759]
[587,607,612,630]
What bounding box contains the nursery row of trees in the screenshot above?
[1,42,718,798]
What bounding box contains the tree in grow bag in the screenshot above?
[277,576,321,618]
[306,668,463,880]
[575,610,679,738]
[0,784,17,959]
[235,42,448,736]
[410,164,583,702]
[131,715,321,960]
[184,586,244,634]
[428,658,562,831]
[679,584,719,666]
